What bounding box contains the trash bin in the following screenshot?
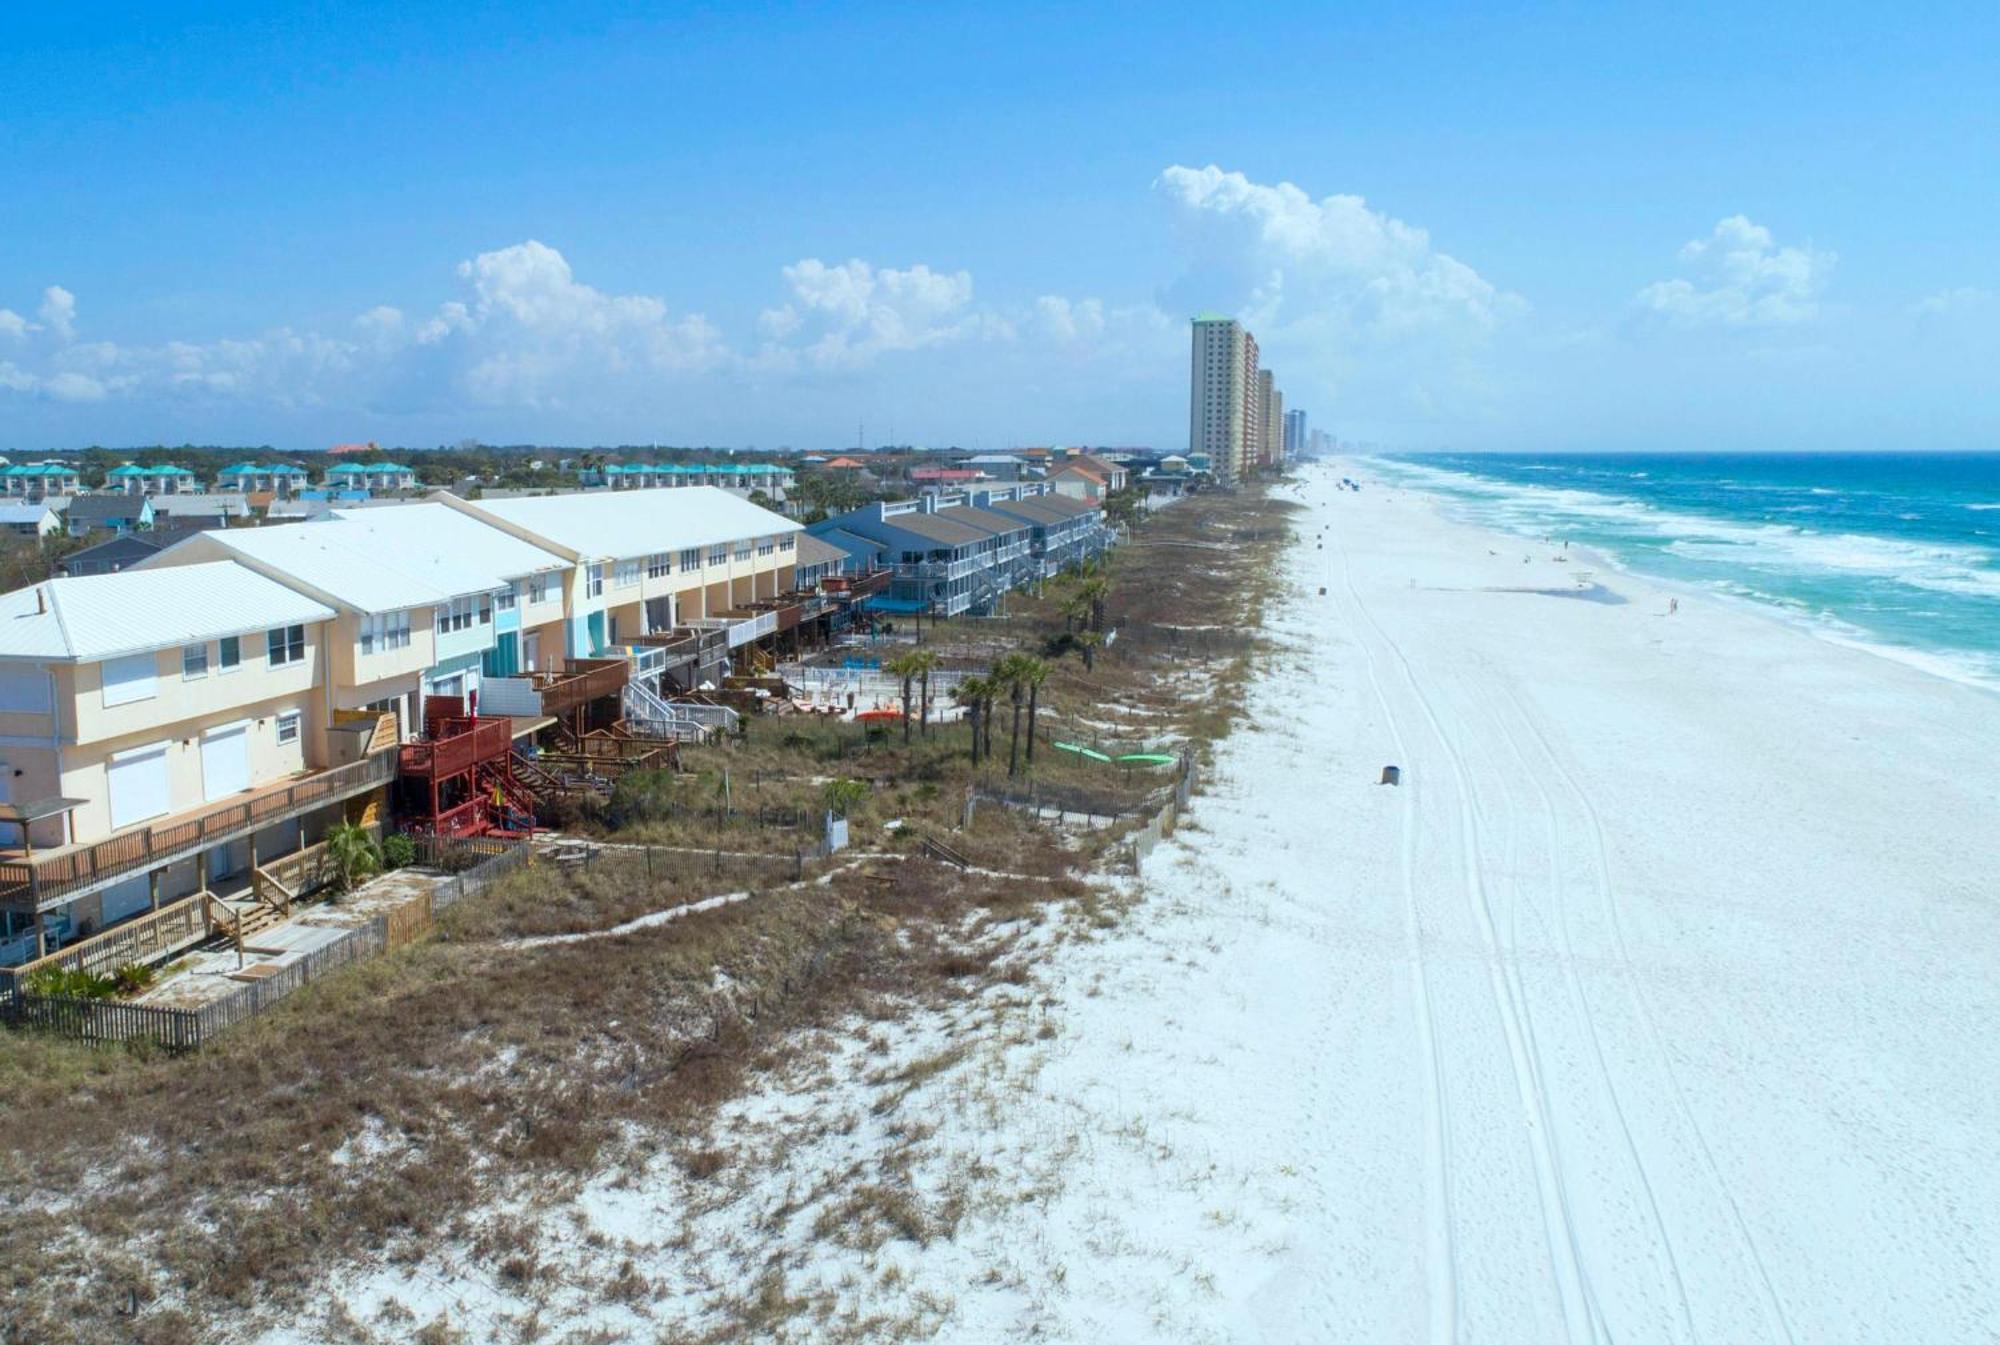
[1380,765,1401,786]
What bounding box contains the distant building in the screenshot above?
[59,533,171,576]
[217,462,312,497]
[0,503,61,538]
[150,493,253,529]
[65,494,155,537]
[0,462,84,500]
[959,453,1027,482]
[322,462,417,492]
[1189,316,1259,483]
[103,463,203,496]
[1284,409,1306,458]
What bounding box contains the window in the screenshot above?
[757,538,774,556]
[708,545,727,566]
[436,597,477,634]
[101,652,158,707]
[182,643,209,679]
[779,535,795,552]
[679,547,700,571]
[275,710,301,745]
[614,558,640,588]
[495,584,516,612]
[219,635,241,671]
[734,541,753,561]
[587,564,605,598]
[479,594,493,625]
[361,610,411,653]
[267,624,305,666]
[646,552,670,579]
[528,573,553,604]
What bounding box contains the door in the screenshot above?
[523,631,541,672]
[108,744,171,829]
[586,611,606,654]
[201,723,251,801]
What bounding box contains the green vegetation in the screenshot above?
[381,833,417,870]
[324,821,382,893]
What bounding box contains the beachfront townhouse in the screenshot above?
[592,463,794,497]
[1,463,84,500]
[808,493,1039,618]
[138,503,570,727]
[441,487,802,664]
[323,462,417,493]
[216,462,312,498]
[975,487,1111,576]
[0,563,397,966]
[103,464,204,495]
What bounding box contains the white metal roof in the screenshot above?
[458,486,800,562]
[0,504,55,523]
[0,561,335,663]
[172,503,568,614]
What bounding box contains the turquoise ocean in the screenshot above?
[1367,451,2000,692]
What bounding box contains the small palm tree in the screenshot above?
[1074,628,1103,673]
[883,651,922,745]
[1018,656,1050,767]
[954,674,991,766]
[994,653,1034,777]
[325,821,381,895]
[906,647,941,738]
[821,776,868,818]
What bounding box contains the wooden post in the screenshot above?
[33,906,46,960]
[149,869,161,913]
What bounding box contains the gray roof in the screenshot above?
[934,504,1032,537]
[64,494,151,526]
[793,534,850,569]
[150,492,250,517]
[878,511,987,547]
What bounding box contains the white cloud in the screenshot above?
[1635,215,1834,327]
[37,286,78,342]
[1912,286,1992,317]
[1154,164,1518,340]
[771,258,987,369]
[0,309,30,341]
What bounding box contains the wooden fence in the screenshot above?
[4,839,532,1052]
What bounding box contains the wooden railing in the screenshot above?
[250,866,294,919]
[822,568,891,598]
[332,709,401,755]
[0,752,396,913]
[534,659,629,717]
[0,893,210,991]
[396,717,514,778]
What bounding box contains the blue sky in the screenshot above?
[2,1,1996,452]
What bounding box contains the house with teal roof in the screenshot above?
[216,462,312,497]
[0,462,84,499]
[322,461,417,492]
[103,463,204,496]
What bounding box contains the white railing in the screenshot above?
[622,681,716,742]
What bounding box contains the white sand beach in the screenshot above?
[293,464,2000,1343]
[898,463,2000,1342]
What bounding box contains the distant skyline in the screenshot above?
[3,1,1996,455]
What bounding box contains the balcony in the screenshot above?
[397,717,515,778]
[479,658,629,720]
[821,568,891,600]
[0,751,397,915]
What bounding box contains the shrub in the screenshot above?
[110,962,156,996]
[23,965,118,999]
[381,833,417,870]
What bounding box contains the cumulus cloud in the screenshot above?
[761,258,989,369]
[1635,215,1834,327]
[37,286,78,342]
[1154,164,1518,340]
[0,308,30,341]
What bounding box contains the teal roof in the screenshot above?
[222,462,307,475]
[107,464,194,477]
[327,461,409,474]
[2,464,81,477]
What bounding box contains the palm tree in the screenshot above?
[1058,588,1091,633]
[1074,628,1103,673]
[906,647,941,738]
[325,821,381,894]
[1018,656,1050,766]
[883,650,922,745]
[954,674,990,766]
[994,654,1033,777]
[1076,574,1110,634]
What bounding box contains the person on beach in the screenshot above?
[1670,598,1679,615]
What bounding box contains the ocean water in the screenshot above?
[1367,451,2000,692]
